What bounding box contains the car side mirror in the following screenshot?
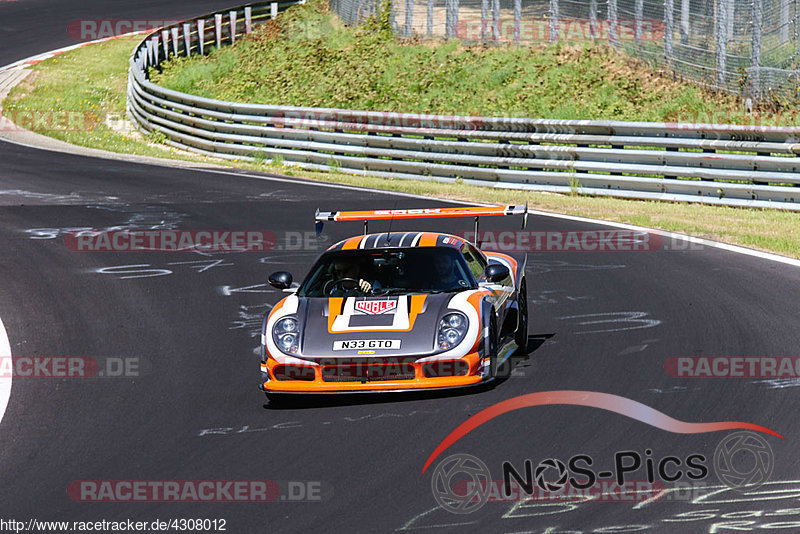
[268,271,293,290]
[484,264,509,284]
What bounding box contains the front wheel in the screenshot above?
[487,313,500,378]
[514,279,528,355]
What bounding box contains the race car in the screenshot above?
[259,204,528,398]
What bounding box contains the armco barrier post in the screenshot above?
[197,19,205,55]
[215,14,223,49]
[271,3,278,19]
[161,29,169,58]
[147,39,155,64]
[230,11,237,43]
[183,23,192,56]
[245,7,252,34]
[549,0,558,42]
[171,27,179,57]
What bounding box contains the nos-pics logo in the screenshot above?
[431,431,774,514]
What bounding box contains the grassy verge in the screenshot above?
[2,36,215,162]
[2,17,798,259]
[149,0,800,124]
[150,1,747,122]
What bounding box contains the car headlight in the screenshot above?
[438,313,468,350]
[272,317,300,354]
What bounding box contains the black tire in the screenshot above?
[487,312,500,378]
[514,278,528,355]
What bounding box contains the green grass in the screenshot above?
[3,36,209,161]
[149,0,762,123]
[2,11,798,259]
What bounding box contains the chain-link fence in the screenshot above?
[331,0,800,103]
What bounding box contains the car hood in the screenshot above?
[295,293,460,359]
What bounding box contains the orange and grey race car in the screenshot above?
[259,205,528,398]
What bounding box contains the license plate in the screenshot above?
[333,339,401,351]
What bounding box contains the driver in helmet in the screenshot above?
[329,259,374,294]
[432,253,461,289]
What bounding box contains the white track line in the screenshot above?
[194,167,800,269]
[0,31,149,426]
[0,313,12,426]
[2,33,798,270]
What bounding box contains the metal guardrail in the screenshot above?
[127,2,800,210]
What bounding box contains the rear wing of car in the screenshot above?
[315,204,528,245]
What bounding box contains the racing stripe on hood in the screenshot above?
[327,295,427,333]
[342,236,363,250]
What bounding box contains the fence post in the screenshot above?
[427,0,434,36]
[245,7,252,34]
[796,0,800,77]
[680,0,689,44]
[183,23,191,56]
[481,0,488,41]
[635,0,643,45]
[230,11,237,43]
[750,0,762,100]
[780,0,790,43]
[608,0,618,44]
[215,14,222,49]
[453,0,458,38]
[406,0,413,37]
[664,0,674,65]
[491,0,499,41]
[514,0,521,43]
[589,0,598,39]
[726,0,734,40]
[715,0,728,88]
[549,0,559,42]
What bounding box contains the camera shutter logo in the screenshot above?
[535,458,569,492]
[431,453,491,514]
[714,431,774,491]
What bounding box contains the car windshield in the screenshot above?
[297,246,477,297]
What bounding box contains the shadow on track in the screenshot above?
[263,333,555,410]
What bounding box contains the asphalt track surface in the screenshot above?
[1,2,800,533]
